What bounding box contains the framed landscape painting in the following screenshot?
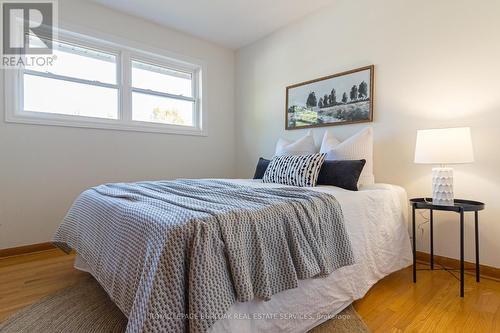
[285,65,374,130]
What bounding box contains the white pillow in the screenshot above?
[275,131,317,156]
[320,127,374,185]
[319,131,341,153]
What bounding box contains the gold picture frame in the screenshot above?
[285,65,374,130]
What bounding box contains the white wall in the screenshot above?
[0,0,235,249]
[235,0,500,267]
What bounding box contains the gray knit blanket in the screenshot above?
[53,179,354,333]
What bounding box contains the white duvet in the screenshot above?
[75,179,412,333]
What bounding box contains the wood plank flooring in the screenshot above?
[1,249,500,332]
[0,249,87,322]
[354,263,500,332]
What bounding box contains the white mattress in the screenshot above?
[75,179,412,333]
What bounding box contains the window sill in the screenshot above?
[5,112,207,136]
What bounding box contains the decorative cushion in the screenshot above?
[262,153,326,187]
[254,157,365,190]
[316,159,366,191]
[253,157,271,179]
[319,127,374,185]
[275,131,317,156]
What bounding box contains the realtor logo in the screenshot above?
[1,0,57,67]
[2,0,54,54]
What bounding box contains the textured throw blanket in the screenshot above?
[53,180,354,333]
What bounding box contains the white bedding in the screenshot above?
[75,179,412,333]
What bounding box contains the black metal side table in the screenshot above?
[410,198,485,297]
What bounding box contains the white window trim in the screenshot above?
[4,26,207,136]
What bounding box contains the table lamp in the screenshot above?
[414,127,474,206]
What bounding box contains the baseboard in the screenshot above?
[0,242,56,258]
[416,251,500,280]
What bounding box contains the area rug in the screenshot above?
[0,277,369,333]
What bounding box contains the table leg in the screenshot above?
[475,211,480,282]
[460,210,465,297]
[412,205,416,283]
[430,209,434,270]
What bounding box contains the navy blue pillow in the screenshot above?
[253,157,365,191]
[253,157,271,179]
[316,159,366,191]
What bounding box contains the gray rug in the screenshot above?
[0,277,369,333]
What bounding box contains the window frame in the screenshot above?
[128,54,199,129]
[4,27,206,136]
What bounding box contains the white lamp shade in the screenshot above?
[414,127,474,164]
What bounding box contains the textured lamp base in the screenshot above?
[432,167,454,206]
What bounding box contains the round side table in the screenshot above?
[409,198,485,297]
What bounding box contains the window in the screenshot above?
[5,29,205,136]
[24,36,119,119]
[131,60,196,127]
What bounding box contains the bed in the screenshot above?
[209,179,412,332]
[54,178,412,333]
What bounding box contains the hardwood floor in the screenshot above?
[0,249,88,322]
[1,250,500,332]
[354,264,500,332]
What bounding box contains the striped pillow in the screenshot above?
[262,153,326,187]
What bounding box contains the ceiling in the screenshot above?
[90,0,335,49]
